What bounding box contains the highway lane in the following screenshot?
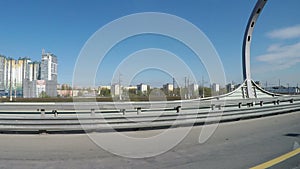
[0,111,299,169]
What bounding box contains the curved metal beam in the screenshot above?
[242,0,268,98]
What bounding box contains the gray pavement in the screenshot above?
[0,111,299,169]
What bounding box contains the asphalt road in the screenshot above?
[0,111,299,169]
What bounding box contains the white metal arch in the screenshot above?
[242,0,268,98]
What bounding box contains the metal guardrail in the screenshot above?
[0,95,299,112]
[0,96,299,133]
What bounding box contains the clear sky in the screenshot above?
[0,0,299,87]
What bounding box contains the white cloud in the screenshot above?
[255,42,300,71]
[267,25,300,39]
[254,24,300,74]
[266,43,282,52]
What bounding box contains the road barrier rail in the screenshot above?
[0,95,299,133]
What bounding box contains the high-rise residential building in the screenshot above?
[163,83,173,96]
[111,84,122,97]
[137,83,149,95]
[0,57,32,90]
[24,50,58,98]
[212,83,220,93]
[0,49,58,98]
[226,83,235,93]
[0,56,32,96]
[41,49,58,81]
[16,57,31,89]
[188,83,198,92]
[0,55,6,90]
[188,83,199,97]
[28,62,41,81]
[5,58,12,91]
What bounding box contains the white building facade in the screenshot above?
[111,84,122,97]
[163,83,173,95]
[212,83,220,93]
[137,83,149,95]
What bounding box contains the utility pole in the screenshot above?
[279,79,281,87]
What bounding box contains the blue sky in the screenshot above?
[0,0,299,87]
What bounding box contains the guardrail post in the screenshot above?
[136,107,141,115]
[41,109,45,118]
[238,103,242,108]
[260,101,263,107]
[175,106,181,113]
[91,109,95,117]
[247,102,255,107]
[211,104,215,110]
[120,109,126,115]
[53,110,58,117]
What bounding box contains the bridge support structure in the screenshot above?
[242,0,268,98]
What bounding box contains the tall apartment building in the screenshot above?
[28,62,41,81]
[23,50,58,98]
[0,56,6,90]
[0,49,58,98]
[41,49,58,81]
[188,83,199,97]
[0,56,32,95]
[16,57,31,89]
[212,83,220,93]
[23,61,42,98]
[4,58,12,91]
[226,83,235,93]
[111,84,122,97]
[137,83,149,95]
[163,83,173,96]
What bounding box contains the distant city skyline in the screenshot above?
[0,0,299,86]
[0,49,57,98]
